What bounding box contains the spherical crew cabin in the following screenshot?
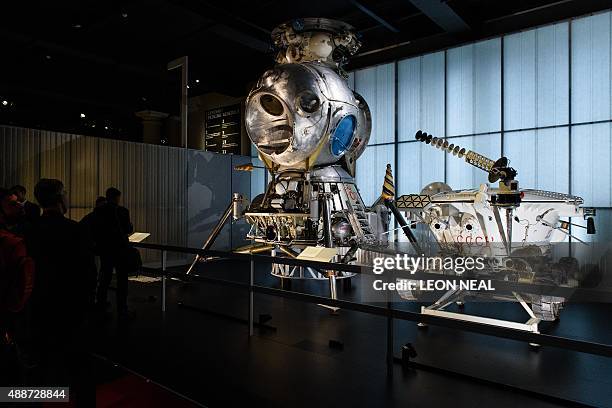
[238,18,393,293]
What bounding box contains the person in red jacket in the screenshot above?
[0,187,35,385]
[0,187,34,314]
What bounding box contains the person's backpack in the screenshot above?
[0,230,34,313]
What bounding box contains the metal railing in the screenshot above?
[133,241,612,359]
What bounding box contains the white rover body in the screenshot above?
[395,131,596,334]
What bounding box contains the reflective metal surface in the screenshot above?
[245,62,371,169]
[271,18,361,68]
[239,19,382,296]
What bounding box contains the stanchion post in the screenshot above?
[386,300,393,375]
[249,257,254,337]
[162,250,167,313]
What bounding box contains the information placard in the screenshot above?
[205,104,241,155]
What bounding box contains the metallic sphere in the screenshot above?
[245,62,371,168]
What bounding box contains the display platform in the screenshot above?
[92,258,612,408]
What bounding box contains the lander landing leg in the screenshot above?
[186,201,233,275]
[186,193,245,275]
[271,245,345,313]
[420,290,542,343]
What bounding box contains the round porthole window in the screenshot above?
[260,94,284,116]
[296,90,320,114]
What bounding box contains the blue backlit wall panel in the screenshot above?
[356,144,395,205]
[398,51,445,141]
[447,39,501,136]
[503,127,569,193]
[446,134,502,190]
[571,12,612,123]
[504,22,569,130]
[354,63,396,145]
[571,122,612,207]
[398,141,445,194]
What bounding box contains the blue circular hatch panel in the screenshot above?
[331,115,356,156]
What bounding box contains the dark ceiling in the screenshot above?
[0,0,610,141]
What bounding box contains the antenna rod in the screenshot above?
[414,130,517,184]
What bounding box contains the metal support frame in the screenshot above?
[273,246,341,311]
[492,206,510,254]
[505,207,514,255]
[351,0,400,33]
[328,274,337,300]
[186,201,234,274]
[421,290,541,334]
[167,56,188,148]
[408,0,470,33]
[421,307,540,333]
[321,193,334,248]
[384,199,422,254]
[271,246,347,314]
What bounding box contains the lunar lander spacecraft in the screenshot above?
[187,18,405,300]
[188,17,597,335]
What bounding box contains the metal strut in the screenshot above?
[186,201,234,275]
[385,199,422,254]
[320,193,334,248]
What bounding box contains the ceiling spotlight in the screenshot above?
[104,126,109,130]
[2,100,7,106]
[80,113,86,118]
[195,79,200,83]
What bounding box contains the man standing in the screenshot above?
[26,179,96,406]
[10,185,40,223]
[93,187,137,318]
[80,196,106,246]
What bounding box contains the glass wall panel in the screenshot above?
[355,63,396,145]
[356,144,395,205]
[250,167,266,198]
[346,71,355,90]
[504,29,536,130]
[571,122,612,207]
[503,127,569,193]
[572,209,612,243]
[504,23,569,130]
[537,23,570,127]
[397,141,445,195]
[571,11,612,123]
[447,39,501,136]
[398,51,445,141]
[446,134,502,190]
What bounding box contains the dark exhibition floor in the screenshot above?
[89,358,200,408]
[91,259,612,408]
